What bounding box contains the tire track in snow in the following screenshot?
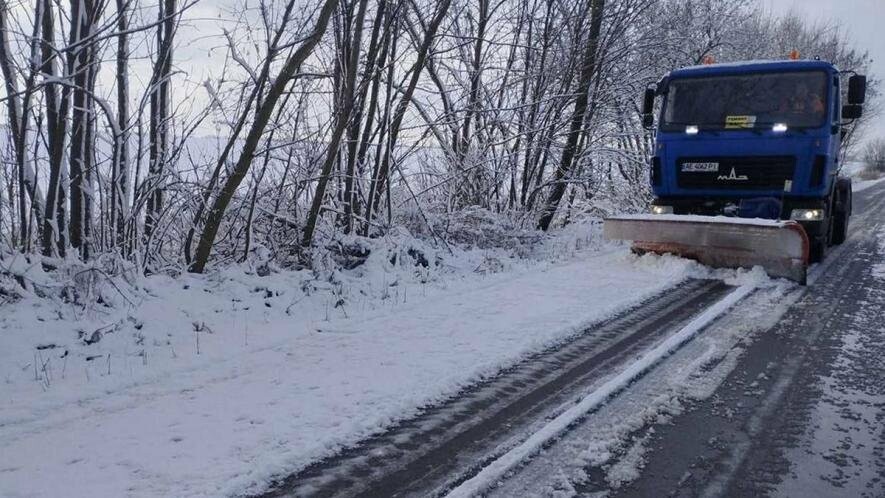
[258,280,733,497]
[444,284,756,498]
[599,182,885,498]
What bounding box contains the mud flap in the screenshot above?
[604,215,810,284]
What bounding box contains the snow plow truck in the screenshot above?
[604,57,867,284]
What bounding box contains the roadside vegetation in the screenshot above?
[0,0,879,300]
[860,137,885,179]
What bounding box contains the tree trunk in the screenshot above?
[183,0,303,264]
[537,0,605,231]
[190,0,340,273]
[364,0,452,227]
[340,0,388,233]
[112,0,130,251]
[69,0,101,259]
[0,0,44,250]
[456,0,488,162]
[40,0,71,257]
[303,0,370,247]
[144,0,176,246]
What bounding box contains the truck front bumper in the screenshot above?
[652,196,830,239]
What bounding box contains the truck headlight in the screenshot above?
[790,209,823,221]
[651,205,674,215]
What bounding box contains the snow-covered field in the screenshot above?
[854,175,885,193]
[844,160,885,193]
[1,222,707,497]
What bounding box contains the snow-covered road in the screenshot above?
[4,189,882,498]
[263,279,745,497]
[1,229,699,497]
[259,182,885,498]
[492,182,885,498]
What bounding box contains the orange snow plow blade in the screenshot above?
[604,215,810,284]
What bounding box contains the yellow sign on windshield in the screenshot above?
[724,115,757,129]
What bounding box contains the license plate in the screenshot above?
[682,162,719,173]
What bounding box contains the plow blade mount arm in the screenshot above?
[604,215,810,284]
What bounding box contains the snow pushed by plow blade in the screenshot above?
[604,215,809,284]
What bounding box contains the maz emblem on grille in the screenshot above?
[717,167,749,181]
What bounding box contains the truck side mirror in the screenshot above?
[842,104,863,120]
[847,74,866,105]
[642,88,655,128]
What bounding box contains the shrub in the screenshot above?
[863,137,885,174]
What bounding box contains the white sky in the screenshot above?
[765,0,885,140]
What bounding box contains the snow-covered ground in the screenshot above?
[854,175,885,193]
[484,282,800,497]
[447,280,761,498]
[1,222,707,497]
[844,160,885,192]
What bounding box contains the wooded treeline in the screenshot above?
[0,0,877,272]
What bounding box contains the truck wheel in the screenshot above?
[831,209,848,245]
[831,179,851,245]
[810,237,827,263]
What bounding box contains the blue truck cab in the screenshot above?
[642,59,867,261]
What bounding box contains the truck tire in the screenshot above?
[831,178,851,245]
[811,198,836,262]
[810,237,827,263]
[831,209,848,245]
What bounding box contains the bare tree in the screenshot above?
[68,0,105,259]
[0,0,877,274]
[863,138,885,174]
[111,0,131,250]
[0,0,45,251]
[537,0,605,231]
[143,0,177,245]
[362,0,452,232]
[39,0,72,257]
[301,0,371,247]
[190,0,341,273]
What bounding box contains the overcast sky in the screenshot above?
[765,0,885,140]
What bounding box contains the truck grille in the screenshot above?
[676,156,796,190]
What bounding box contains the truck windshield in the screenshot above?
[662,71,828,131]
